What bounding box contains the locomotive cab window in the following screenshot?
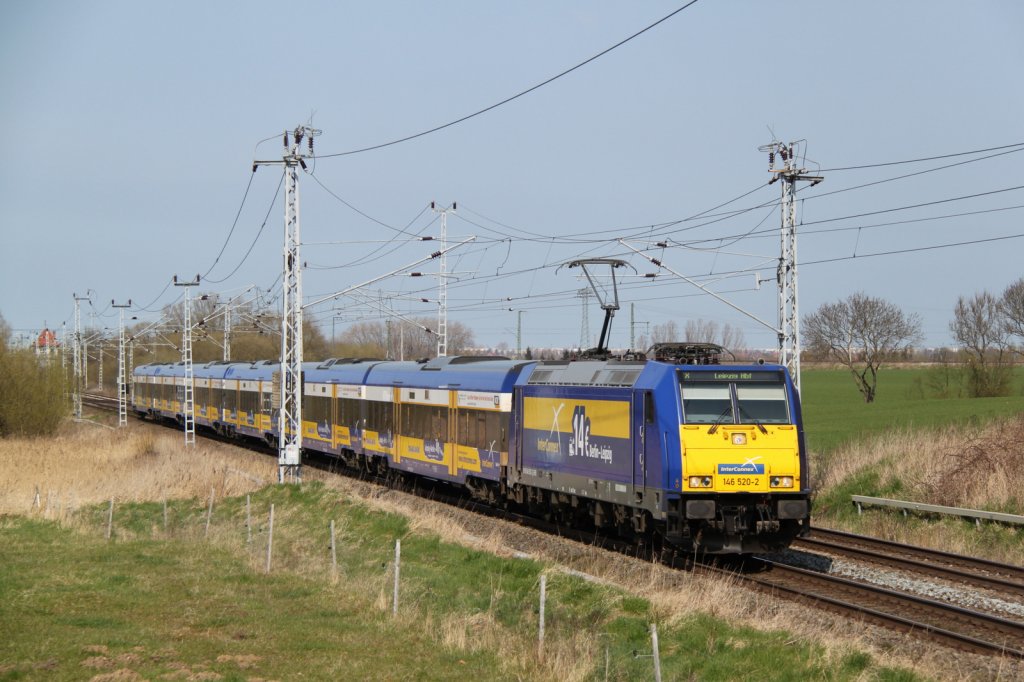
[736,384,789,424]
[680,383,732,423]
[680,373,791,426]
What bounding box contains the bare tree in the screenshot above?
[336,317,476,360]
[0,311,10,349]
[1000,278,1024,348]
[684,319,746,352]
[803,293,922,403]
[951,291,1013,397]
[649,321,680,345]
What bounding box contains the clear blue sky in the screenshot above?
[2,1,1022,351]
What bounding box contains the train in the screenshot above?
[131,342,810,553]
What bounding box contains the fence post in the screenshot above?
[265,504,275,574]
[538,573,547,661]
[106,498,114,540]
[392,539,401,617]
[330,520,338,577]
[651,624,662,682]
[204,488,215,538]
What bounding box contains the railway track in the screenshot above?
[78,398,1024,660]
[731,555,1024,660]
[796,526,1024,599]
[82,392,119,411]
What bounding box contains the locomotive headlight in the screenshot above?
[689,476,713,488]
[770,476,794,488]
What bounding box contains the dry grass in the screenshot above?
[816,414,1024,511]
[814,414,1024,565]
[0,421,287,518]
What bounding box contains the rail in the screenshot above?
[852,495,1024,527]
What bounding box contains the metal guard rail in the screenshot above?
[852,495,1024,527]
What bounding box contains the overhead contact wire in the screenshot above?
[314,1,701,158]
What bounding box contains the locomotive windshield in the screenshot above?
[679,371,791,425]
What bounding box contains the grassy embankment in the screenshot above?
[0,425,921,682]
[800,367,1024,563]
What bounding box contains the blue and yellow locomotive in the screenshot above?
[132,344,810,553]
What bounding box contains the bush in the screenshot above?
[0,348,68,437]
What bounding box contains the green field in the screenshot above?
[800,367,1024,453]
[0,483,919,681]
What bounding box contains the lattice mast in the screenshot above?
[577,289,591,349]
[223,302,232,361]
[112,299,132,427]
[173,275,200,445]
[516,310,524,358]
[431,201,456,357]
[255,125,320,483]
[759,140,823,394]
[72,293,90,418]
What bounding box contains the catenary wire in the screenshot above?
[204,170,285,284]
[816,141,1024,172]
[202,169,257,280]
[313,1,700,158]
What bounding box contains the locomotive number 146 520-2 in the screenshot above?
[721,477,757,487]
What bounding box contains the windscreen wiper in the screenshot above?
[738,405,768,434]
[707,406,733,435]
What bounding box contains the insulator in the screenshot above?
[452,201,457,210]
[420,236,434,241]
[294,128,303,145]
[651,258,662,267]
[656,241,667,248]
[299,158,307,170]
[283,132,289,148]
[308,137,314,153]
[430,250,442,258]
[430,201,435,210]
[769,152,775,166]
